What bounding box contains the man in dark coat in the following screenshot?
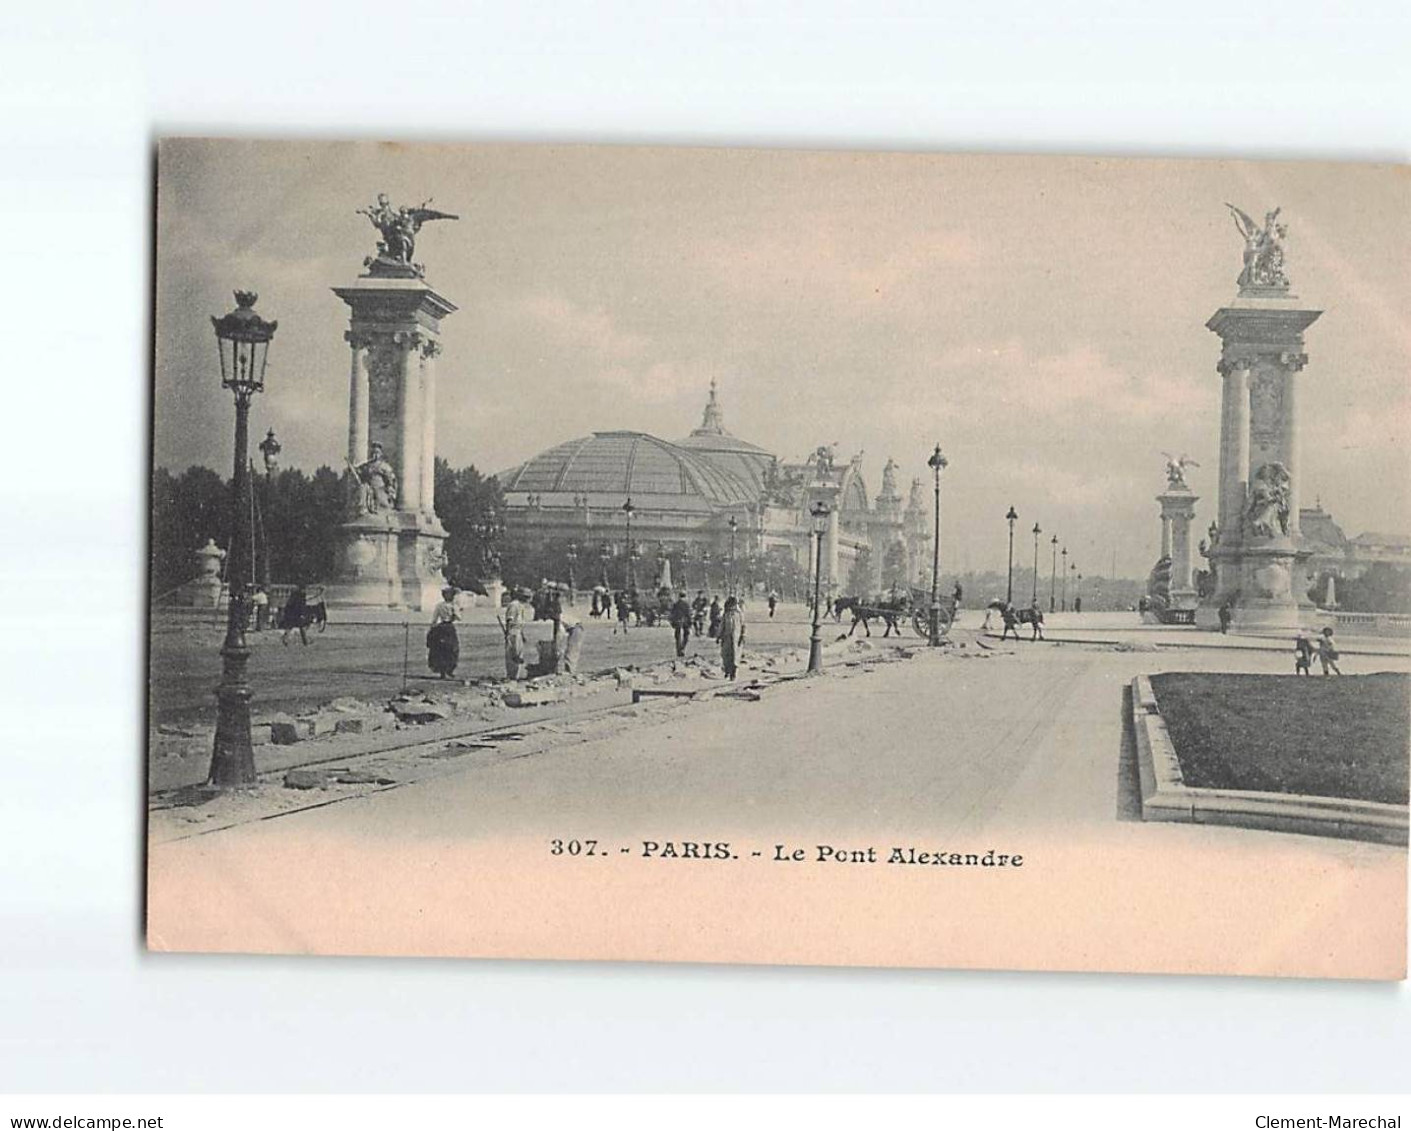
[669,590,693,657]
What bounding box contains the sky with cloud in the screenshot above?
[154,140,1410,577]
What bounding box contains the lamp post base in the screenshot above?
[929,603,941,647]
[807,628,824,674]
[209,607,257,788]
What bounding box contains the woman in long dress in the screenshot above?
[719,595,745,680]
[427,586,460,678]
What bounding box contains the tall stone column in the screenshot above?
[345,331,370,466]
[328,269,457,611]
[420,339,441,517]
[1157,484,1199,609]
[394,330,423,513]
[1201,213,1321,632]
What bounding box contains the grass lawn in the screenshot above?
[1150,672,1410,806]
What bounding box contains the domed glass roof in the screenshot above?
[674,379,775,492]
[499,431,756,510]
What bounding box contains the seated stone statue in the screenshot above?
[351,442,399,514]
[1246,462,1291,538]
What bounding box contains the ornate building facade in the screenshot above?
[496,383,932,595]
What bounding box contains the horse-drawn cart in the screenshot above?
[835,586,956,639]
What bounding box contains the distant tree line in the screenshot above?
[151,458,505,599]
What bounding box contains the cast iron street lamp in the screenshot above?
[807,500,830,674]
[927,444,947,646]
[621,498,636,589]
[1049,534,1058,612]
[207,291,277,789]
[700,547,712,591]
[1005,505,1018,606]
[1061,545,1068,610]
[728,515,739,597]
[565,541,578,605]
[1031,522,1042,606]
[256,427,281,589]
[598,541,611,590]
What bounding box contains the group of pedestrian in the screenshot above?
[664,588,746,677]
[1295,626,1341,676]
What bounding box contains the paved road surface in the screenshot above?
[149,601,859,723]
[148,642,1408,977]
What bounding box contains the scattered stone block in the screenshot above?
[504,687,563,708]
[283,768,331,789]
[389,699,453,724]
[269,716,303,745]
[334,770,395,785]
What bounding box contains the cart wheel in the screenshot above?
[911,608,929,637]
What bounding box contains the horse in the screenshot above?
[987,599,1044,641]
[277,596,328,634]
[837,593,911,638]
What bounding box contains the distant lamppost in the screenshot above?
[1073,566,1081,612]
[808,501,831,674]
[700,547,712,591]
[598,541,611,590]
[1061,545,1069,610]
[1049,534,1058,612]
[1005,505,1019,606]
[1030,523,1042,606]
[255,427,280,590]
[565,541,578,605]
[621,498,636,589]
[927,444,948,647]
[207,291,277,789]
[728,515,739,597]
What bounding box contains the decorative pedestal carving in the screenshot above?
[1198,259,1320,632]
[324,270,458,611]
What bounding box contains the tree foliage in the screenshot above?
[433,458,506,592]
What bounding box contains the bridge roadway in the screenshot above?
[148,601,850,724]
[147,637,1408,979]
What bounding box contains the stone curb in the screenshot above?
[1129,675,1408,846]
[1051,635,1410,659]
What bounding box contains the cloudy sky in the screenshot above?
[154,140,1410,577]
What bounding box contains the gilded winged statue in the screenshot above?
[358,193,459,268]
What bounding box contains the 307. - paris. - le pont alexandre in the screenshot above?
[548,840,1025,867]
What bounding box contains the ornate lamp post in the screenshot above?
[207,291,277,789]
[1049,534,1058,612]
[598,541,611,590]
[256,428,280,590]
[565,541,578,605]
[1005,505,1018,606]
[728,515,739,597]
[1060,545,1068,610]
[808,501,831,674]
[927,444,947,646]
[701,547,712,591]
[1031,522,1042,606]
[621,498,636,590]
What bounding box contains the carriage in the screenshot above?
[834,586,957,639]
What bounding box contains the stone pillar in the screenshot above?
[1215,360,1250,567]
[419,339,441,518]
[327,271,457,611]
[395,331,423,513]
[1158,487,1199,609]
[1202,295,1320,632]
[345,331,370,466]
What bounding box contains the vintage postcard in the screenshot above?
[146,139,1410,978]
